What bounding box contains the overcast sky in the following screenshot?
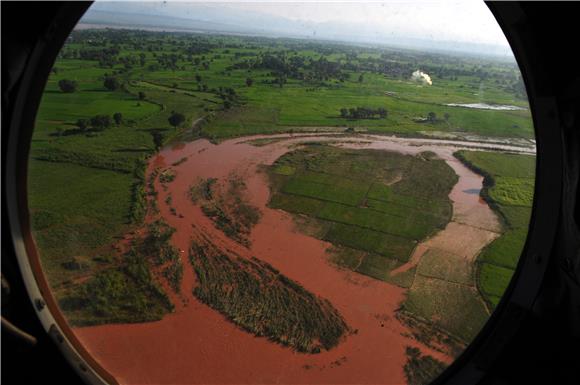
[199,1,508,46]
[89,1,511,54]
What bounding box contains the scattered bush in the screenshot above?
[58,79,77,93]
[103,76,121,91]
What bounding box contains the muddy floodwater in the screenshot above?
[75,133,526,385]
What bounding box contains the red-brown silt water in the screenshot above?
[75,133,525,384]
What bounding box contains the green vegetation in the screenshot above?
[139,220,180,266]
[57,220,180,326]
[28,160,134,287]
[403,347,447,385]
[158,168,177,184]
[190,177,261,246]
[454,151,535,309]
[58,78,78,93]
[401,275,489,342]
[268,144,456,286]
[31,162,180,325]
[189,177,217,203]
[416,249,473,286]
[29,28,533,329]
[190,237,349,353]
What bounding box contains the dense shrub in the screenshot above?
[58,79,78,93]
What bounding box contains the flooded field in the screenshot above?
[71,133,518,384]
[444,103,528,111]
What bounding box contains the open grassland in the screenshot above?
[267,144,456,286]
[203,77,532,140]
[454,151,535,309]
[190,238,349,353]
[28,159,134,287]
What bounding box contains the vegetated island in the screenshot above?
[190,235,350,353]
[268,144,456,285]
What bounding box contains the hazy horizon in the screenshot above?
[80,1,514,58]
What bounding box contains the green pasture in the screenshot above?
[454,150,535,310]
[28,160,134,287]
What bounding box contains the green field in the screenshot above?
[268,144,456,285]
[28,28,533,326]
[56,218,180,326]
[454,151,535,309]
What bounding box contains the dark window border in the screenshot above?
[3,2,563,385]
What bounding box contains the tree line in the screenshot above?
[340,107,387,120]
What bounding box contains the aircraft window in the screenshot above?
[27,2,536,384]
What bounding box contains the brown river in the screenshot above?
[75,133,532,384]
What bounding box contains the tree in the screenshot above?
[76,118,89,132]
[113,112,123,125]
[246,78,253,87]
[152,131,164,150]
[103,76,121,91]
[358,74,364,83]
[340,108,348,118]
[168,112,185,128]
[58,79,77,93]
[138,91,146,100]
[378,107,387,119]
[90,115,112,131]
[195,74,202,83]
[427,112,437,122]
[444,113,450,122]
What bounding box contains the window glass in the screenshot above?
[29,2,535,384]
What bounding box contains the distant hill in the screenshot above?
[79,3,513,59]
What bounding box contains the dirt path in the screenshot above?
[74,133,509,385]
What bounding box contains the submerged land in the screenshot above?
[29,28,535,385]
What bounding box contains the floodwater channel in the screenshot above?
[75,133,528,385]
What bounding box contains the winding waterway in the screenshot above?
[75,133,526,385]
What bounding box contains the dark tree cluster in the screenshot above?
[155,53,182,70]
[74,114,113,133]
[58,79,77,93]
[73,111,124,134]
[230,53,348,85]
[340,107,388,120]
[103,76,122,91]
[216,87,238,109]
[168,111,185,128]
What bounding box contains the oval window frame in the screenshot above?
[3,3,563,385]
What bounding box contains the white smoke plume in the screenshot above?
[411,70,432,86]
